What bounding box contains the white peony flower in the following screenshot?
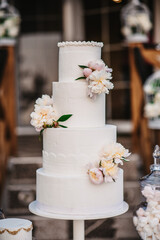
[97,142,131,183]
[89,69,112,82]
[30,105,57,132]
[100,143,131,163]
[88,70,114,97]
[104,174,115,183]
[144,103,160,118]
[0,25,5,37]
[36,94,53,106]
[100,159,115,169]
[102,165,119,182]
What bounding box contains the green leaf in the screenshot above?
[121,157,130,162]
[59,124,68,128]
[78,65,88,69]
[39,128,45,141]
[75,76,86,80]
[123,159,130,162]
[57,114,72,122]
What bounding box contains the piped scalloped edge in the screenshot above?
[0,225,33,235]
[58,41,104,48]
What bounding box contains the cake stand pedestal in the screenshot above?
[29,201,128,240]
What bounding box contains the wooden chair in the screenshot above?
[129,43,160,173]
[0,44,17,200]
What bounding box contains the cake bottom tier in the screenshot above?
[36,168,124,215]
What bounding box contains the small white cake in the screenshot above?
[0,218,32,240]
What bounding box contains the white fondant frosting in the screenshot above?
[58,42,102,82]
[32,40,126,217]
[53,82,105,127]
[36,168,123,215]
[43,125,116,175]
[0,218,32,240]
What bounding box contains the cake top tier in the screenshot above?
[58,41,103,82]
[0,218,32,231]
[58,41,104,48]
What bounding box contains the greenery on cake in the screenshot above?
[30,95,72,136]
[75,59,114,99]
[88,143,131,184]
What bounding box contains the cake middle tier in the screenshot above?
[43,125,116,175]
[53,81,105,127]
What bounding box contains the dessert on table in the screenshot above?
[0,218,32,240]
[30,41,130,217]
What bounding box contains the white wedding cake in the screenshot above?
[0,218,32,240]
[30,41,130,217]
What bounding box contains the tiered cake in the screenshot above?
[35,41,126,216]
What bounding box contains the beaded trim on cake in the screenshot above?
[57,41,104,47]
[0,225,33,235]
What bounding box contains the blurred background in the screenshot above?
[0,0,160,239]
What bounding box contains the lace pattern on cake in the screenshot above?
[43,150,99,174]
[58,41,104,48]
[0,225,33,235]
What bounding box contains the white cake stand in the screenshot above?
[29,200,128,240]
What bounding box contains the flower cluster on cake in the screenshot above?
[88,143,130,184]
[30,94,72,135]
[76,59,113,99]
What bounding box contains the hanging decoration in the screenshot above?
[144,71,160,129]
[0,0,21,40]
[121,0,152,43]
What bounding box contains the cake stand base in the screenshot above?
[29,201,128,240]
[29,200,128,220]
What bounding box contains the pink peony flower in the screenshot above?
[88,60,105,71]
[89,168,104,185]
[83,68,92,78]
[93,63,105,71]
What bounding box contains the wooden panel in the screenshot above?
[0,46,17,201]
